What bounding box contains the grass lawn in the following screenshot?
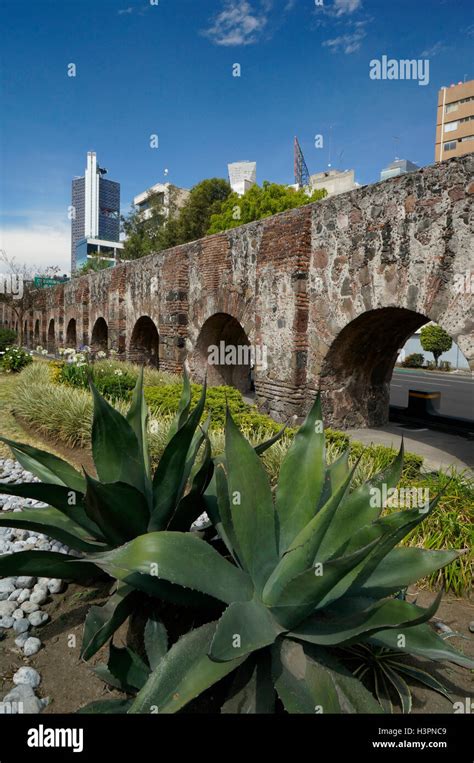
[0,369,92,472]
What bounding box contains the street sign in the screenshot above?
[33,276,69,288]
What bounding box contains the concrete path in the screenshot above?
[346,423,474,474]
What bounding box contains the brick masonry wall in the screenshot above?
[3,155,473,427]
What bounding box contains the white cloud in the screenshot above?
[419,41,447,57]
[333,0,362,15]
[203,0,270,47]
[0,223,71,275]
[322,28,365,54]
[118,7,134,14]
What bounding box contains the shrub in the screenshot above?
[8,363,471,595]
[0,328,17,352]
[402,353,424,368]
[84,395,472,714]
[53,359,179,400]
[56,361,138,400]
[438,360,451,372]
[145,383,248,428]
[1,346,33,373]
[0,370,219,662]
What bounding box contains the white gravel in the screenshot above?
[0,458,72,712]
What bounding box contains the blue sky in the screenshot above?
[0,0,473,272]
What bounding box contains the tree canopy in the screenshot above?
[420,324,452,366]
[207,181,327,234]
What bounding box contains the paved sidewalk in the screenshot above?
[346,423,474,474]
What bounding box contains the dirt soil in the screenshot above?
[0,582,472,714]
[0,581,123,713]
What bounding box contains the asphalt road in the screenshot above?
[390,368,474,421]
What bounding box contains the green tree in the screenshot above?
[207,181,327,234]
[77,258,112,275]
[160,178,231,248]
[121,190,168,261]
[420,324,452,367]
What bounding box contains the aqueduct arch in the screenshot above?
[66,318,77,348]
[3,155,471,427]
[129,316,159,367]
[192,313,252,393]
[47,319,55,354]
[319,307,431,428]
[91,317,108,353]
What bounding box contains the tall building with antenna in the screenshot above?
[71,151,122,272]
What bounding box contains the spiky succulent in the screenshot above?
[340,642,453,714]
[0,370,217,658]
[83,396,472,714]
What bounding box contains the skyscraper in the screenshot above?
[435,80,474,162]
[228,161,256,196]
[71,152,122,272]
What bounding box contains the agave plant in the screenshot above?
[340,642,453,714]
[78,609,168,714]
[0,370,217,659]
[83,396,472,714]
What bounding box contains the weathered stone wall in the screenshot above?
[2,155,473,428]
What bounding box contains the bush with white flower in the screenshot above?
[1,345,33,373]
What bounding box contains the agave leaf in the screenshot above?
[289,592,442,646]
[93,571,217,609]
[150,382,207,530]
[390,662,453,702]
[0,436,85,492]
[221,654,275,713]
[319,449,351,507]
[209,599,285,662]
[225,410,278,594]
[269,539,379,629]
[126,368,152,487]
[90,381,145,494]
[0,550,100,582]
[317,498,442,610]
[262,462,358,606]
[272,639,383,714]
[77,699,132,714]
[254,425,287,456]
[0,481,105,540]
[316,441,404,561]
[354,548,461,599]
[129,621,245,714]
[344,494,442,597]
[380,664,412,714]
[167,366,192,441]
[373,670,393,714]
[84,474,150,545]
[203,462,242,564]
[0,508,107,554]
[144,611,168,671]
[368,623,474,668]
[107,642,150,692]
[81,583,140,661]
[168,436,214,531]
[89,531,253,605]
[275,395,325,554]
[91,663,123,690]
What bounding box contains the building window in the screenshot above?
[460,135,474,142]
[446,102,458,114]
[444,121,458,133]
[443,141,457,151]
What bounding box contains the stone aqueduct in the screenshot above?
[2,155,473,428]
